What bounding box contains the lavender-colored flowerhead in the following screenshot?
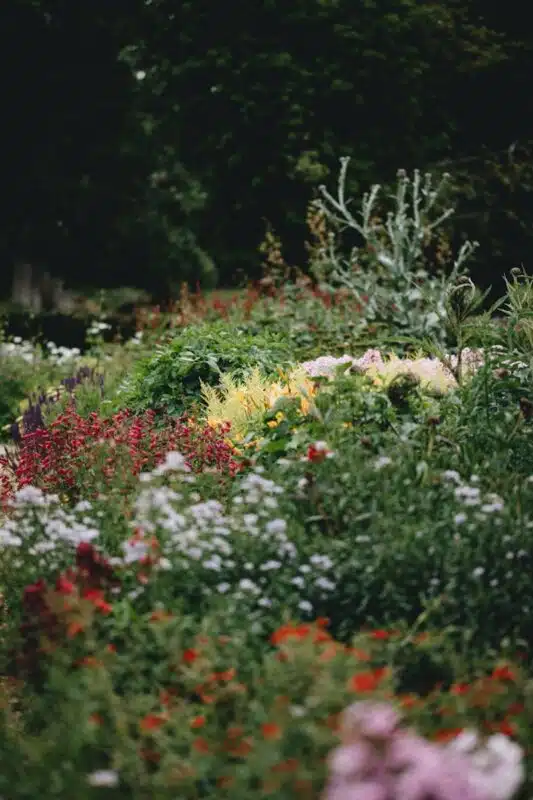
[323,703,495,800]
[341,701,400,743]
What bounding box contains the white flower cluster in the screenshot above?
[0,487,99,566]
[124,454,337,616]
[45,340,81,364]
[87,320,112,337]
[441,471,505,524]
[0,337,36,364]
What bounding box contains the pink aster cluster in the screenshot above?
[323,702,523,800]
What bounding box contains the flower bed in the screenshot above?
[2,176,533,797]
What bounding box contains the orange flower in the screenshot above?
[88,713,104,726]
[226,725,244,740]
[398,695,420,710]
[347,647,371,662]
[77,656,103,668]
[150,609,174,623]
[82,588,112,614]
[183,648,200,664]
[433,727,464,743]
[272,758,300,774]
[319,643,340,662]
[485,719,517,737]
[271,621,331,646]
[491,665,516,682]
[225,737,253,757]
[66,620,85,638]
[368,629,391,640]
[209,667,236,682]
[196,686,216,704]
[140,713,167,732]
[159,688,177,707]
[192,737,210,754]
[348,667,389,693]
[261,722,282,741]
[191,715,206,729]
[271,623,310,645]
[450,683,470,695]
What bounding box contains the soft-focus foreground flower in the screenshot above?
[448,730,524,800]
[323,702,523,800]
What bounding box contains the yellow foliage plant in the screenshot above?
[201,367,316,441]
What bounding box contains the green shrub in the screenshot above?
[120,321,295,416]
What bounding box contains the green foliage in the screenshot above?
[2,612,530,798]
[311,162,478,342]
[122,322,295,415]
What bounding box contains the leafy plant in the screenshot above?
[311,161,479,341]
[121,321,295,416]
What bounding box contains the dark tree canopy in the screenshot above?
[1,0,532,297]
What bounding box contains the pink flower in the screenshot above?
[323,703,494,800]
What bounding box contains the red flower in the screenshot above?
[261,722,282,741]
[66,620,85,638]
[306,443,331,463]
[348,667,389,693]
[450,683,470,695]
[209,668,236,683]
[55,575,76,595]
[491,665,516,682]
[140,713,167,732]
[192,737,210,754]
[485,719,517,737]
[368,629,391,640]
[183,648,200,664]
[82,588,112,615]
[191,715,206,729]
[433,728,464,743]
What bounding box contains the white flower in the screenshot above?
[448,731,524,800]
[135,70,146,81]
[454,513,467,525]
[238,578,260,593]
[87,769,119,788]
[152,451,190,475]
[265,518,287,535]
[261,560,282,571]
[374,456,392,470]
[442,470,461,484]
[454,485,481,506]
